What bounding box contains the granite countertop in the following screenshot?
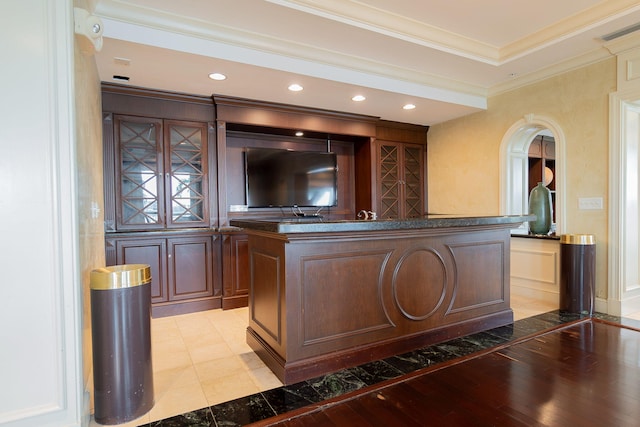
[230,214,534,234]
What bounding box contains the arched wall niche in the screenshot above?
[499,113,566,235]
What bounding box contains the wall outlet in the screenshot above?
[229,204,248,212]
[578,197,603,210]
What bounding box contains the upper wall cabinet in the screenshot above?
[372,121,428,219]
[113,115,209,230]
[376,141,425,219]
[102,84,218,231]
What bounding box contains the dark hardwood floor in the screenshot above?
[250,319,640,427]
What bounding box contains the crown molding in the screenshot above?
[95,0,640,109]
[605,31,640,54]
[265,0,499,64]
[488,48,611,97]
[500,0,640,62]
[489,47,613,97]
[266,0,640,65]
[96,0,487,105]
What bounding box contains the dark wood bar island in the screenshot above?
[230,215,530,384]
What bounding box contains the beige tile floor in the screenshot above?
[89,295,567,426]
[89,307,282,426]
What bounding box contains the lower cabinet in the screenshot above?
[221,231,249,309]
[105,232,222,317]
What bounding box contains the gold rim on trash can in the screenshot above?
[90,264,151,290]
[559,234,595,245]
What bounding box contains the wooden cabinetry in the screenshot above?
[102,84,218,232]
[241,218,515,384]
[101,88,430,316]
[102,84,221,316]
[213,96,378,224]
[372,121,427,219]
[376,141,425,219]
[528,135,555,222]
[111,115,210,231]
[221,230,249,310]
[106,232,222,317]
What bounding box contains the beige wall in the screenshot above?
[74,5,105,404]
[427,58,616,300]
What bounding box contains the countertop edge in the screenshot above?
[230,215,534,234]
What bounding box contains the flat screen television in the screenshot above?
[245,147,338,208]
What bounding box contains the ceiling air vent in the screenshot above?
[601,23,640,42]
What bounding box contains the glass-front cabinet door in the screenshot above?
[165,120,209,227]
[378,142,401,219]
[114,115,209,230]
[376,140,424,219]
[116,115,164,229]
[402,144,423,219]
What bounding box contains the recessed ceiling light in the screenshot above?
[403,103,416,110]
[295,131,304,137]
[208,72,227,81]
[288,83,303,92]
[352,95,366,102]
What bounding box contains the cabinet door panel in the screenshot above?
[223,234,249,297]
[114,115,164,229]
[403,145,424,219]
[231,236,249,297]
[115,238,168,303]
[168,237,213,301]
[376,141,425,219]
[378,143,400,219]
[165,121,209,228]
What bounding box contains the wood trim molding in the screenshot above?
[213,95,378,137]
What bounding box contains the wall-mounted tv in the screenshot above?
[245,147,338,208]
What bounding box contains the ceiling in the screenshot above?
[91,0,640,125]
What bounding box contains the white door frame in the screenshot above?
[608,90,640,316]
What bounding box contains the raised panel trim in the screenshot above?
[446,240,507,314]
[299,250,393,346]
[167,237,213,301]
[392,247,447,321]
[511,247,558,285]
[0,1,84,425]
[250,250,282,344]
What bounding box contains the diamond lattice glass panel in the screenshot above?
[380,145,400,218]
[169,125,205,223]
[404,146,422,218]
[119,121,161,225]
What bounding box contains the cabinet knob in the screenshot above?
[168,254,172,258]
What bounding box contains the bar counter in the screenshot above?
[231,214,531,384]
[230,214,530,234]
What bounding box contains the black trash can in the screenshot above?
[90,264,154,425]
[559,234,595,315]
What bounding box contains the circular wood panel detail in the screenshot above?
[392,248,447,320]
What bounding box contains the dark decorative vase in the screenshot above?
[529,182,553,235]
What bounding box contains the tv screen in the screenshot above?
[245,147,338,208]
